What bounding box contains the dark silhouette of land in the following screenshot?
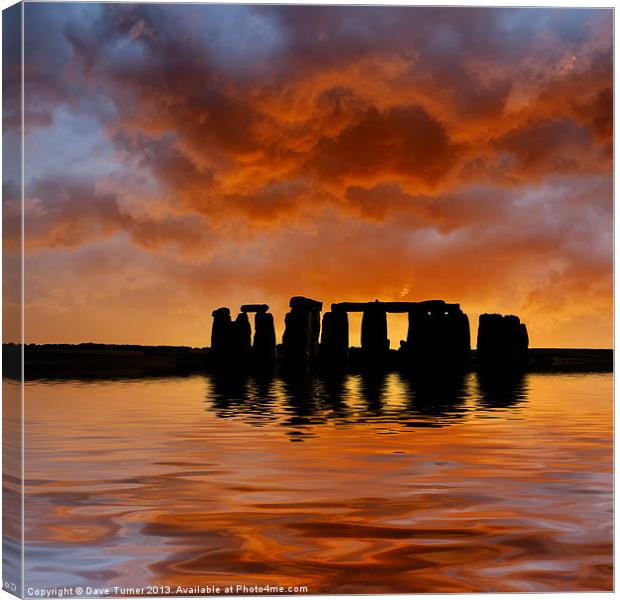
[2,344,611,381]
[3,343,208,380]
[3,295,612,380]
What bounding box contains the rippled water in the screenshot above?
[14,371,613,593]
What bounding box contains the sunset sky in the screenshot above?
[4,3,613,348]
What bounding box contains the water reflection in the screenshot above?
[477,369,528,410]
[208,373,280,426]
[207,370,529,435]
[399,370,469,424]
[19,372,613,593]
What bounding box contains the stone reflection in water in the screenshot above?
[207,372,280,426]
[206,370,530,435]
[399,370,469,425]
[476,369,528,410]
[357,370,389,416]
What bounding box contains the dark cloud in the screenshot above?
[19,5,611,214]
[306,105,457,191]
[22,175,216,257]
[488,119,610,183]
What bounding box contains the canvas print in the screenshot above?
[2,1,613,596]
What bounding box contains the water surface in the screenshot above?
[19,371,612,593]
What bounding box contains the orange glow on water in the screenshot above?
[18,372,612,593]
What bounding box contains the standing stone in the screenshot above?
[310,309,321,361]
[440,309,470,361]
[406,300,470,365]
[361,301,389,356]
[407,305,433,357]
[477,313,528,366]
[232,312,252,365]
[518,323,529,353]
[477,313,503,354]
[211,307,232,361]
[458,312,471,356]
[320,310,349,364]
[253,312,276,368]
[282,296,323,369]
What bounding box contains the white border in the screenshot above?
[0,2,615,600]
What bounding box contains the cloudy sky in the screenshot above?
[4,3,613,347]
